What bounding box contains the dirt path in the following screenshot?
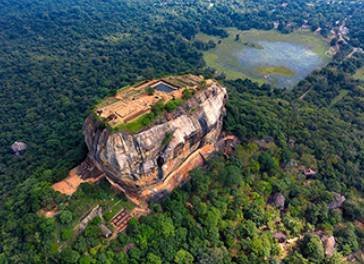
[299,88,311,100]
[346,47,364,59]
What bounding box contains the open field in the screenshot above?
[196,28,332,87]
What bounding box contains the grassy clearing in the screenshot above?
[196,28,331,82]
[353,67,364,81]
[329,89,349,107]
[256,66,295,77]
[113,112,158,134]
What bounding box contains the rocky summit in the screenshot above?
[81,75,227,202]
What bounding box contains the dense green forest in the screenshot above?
[0,0,363,263]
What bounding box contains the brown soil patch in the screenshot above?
[38,207,59,218]
[52,167,104,196]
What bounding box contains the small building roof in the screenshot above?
[99,223,112,238]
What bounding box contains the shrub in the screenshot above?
[59,210,73,225]
[61,248,80,264]
[299,234,325,262]
[182,89,193,100]
[164,99,183,112]
[61,228,73,241]
[145,87,155,95]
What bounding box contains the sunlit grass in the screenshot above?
[256,66,295,77]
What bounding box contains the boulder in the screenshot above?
[328,193,345,210]
[269,193,285,210]
[273,232,287,243]
[11,141,27,155]
[303,167,317,177]
[321,235,336,257]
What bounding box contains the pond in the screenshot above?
[236,40,325,88]
[198,29,332,88]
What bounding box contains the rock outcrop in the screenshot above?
[328,193,345,210]
[269,193,285,210]
[322,235,336,257]
[82,77,227,202]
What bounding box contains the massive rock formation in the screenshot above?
[82,77,227,202]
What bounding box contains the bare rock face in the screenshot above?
[83,80,227,201]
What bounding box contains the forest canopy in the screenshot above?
[0,0,363,263]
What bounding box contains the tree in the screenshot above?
[174,249,194,264]
[249,232,274,258]
[79,255,92,264]
[222,165,242,187]
[60,249,80,264]
[145,87,155,96]
[115,252,129,264]
[258,152,278,175]
[334,224,359,254]
[197,247,231,264]
[146,253,162,264]
[61,227,73,241]
[326,252,347,264]
[299,234,325,263]
[182,89,193,100]
[283,252,309,264]
[59,210,73,225]
[191,168,210,197]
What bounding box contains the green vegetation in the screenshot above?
[182,88,194,100]
[161,132,174,149]
[112,111,159,134]
[164,99,183,113]
[111,98,183,133]
[145,86,155,96]
[256,66,295,77]
[1,0,364,263]
[53,180,133,246]
[353,66,364,81]
[329,89,349,107]
[299,234,325,262]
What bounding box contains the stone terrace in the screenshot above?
[95,74,204,128]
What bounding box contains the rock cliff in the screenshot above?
[82,77,227,202]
